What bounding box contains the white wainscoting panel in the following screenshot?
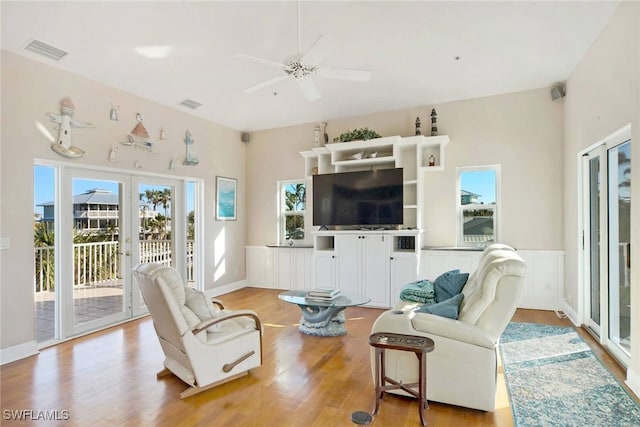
[420,249,564,311]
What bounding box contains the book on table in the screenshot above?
[306,288,341,301]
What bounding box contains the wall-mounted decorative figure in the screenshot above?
[109,146,118,163]
[183,130,199,165]
[110,104,119,121]
[430,108,438,136]
[121,113,155,151]
[46,97,94,158]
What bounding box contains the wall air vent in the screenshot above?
[180,99,202,109]
[24,40,68,61]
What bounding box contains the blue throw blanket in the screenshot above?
[399,279,436,304]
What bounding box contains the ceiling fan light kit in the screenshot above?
[235,1,371,102]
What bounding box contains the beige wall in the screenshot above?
[563,2,639,393]
[247,88,564,250]
[0,51,246,350]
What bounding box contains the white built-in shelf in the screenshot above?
[333,156,395,169]
[300,134,449,230]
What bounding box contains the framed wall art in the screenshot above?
[216,176,237,221]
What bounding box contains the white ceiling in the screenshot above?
[1,1,619,132]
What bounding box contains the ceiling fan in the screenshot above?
[234,1,372,102]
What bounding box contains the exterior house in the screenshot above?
[38,188,158,235]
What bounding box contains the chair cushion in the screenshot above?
[184,287,222,332]
[413,293,464,319]
[434,270,469,302]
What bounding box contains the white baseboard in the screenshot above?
[626,368,640,399]
[204,279,248,299]
[1,340,39,365]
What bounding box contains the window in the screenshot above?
[278,180,306,243]
[456,166,500,247]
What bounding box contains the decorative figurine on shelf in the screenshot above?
[430,108,438,136]
[183,130,199,165]
[322,122,329,145]
[415,117,422,135]
[45,97,94,159]
[428,155,436,167]
[314,125,322,147]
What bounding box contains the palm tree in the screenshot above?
[157,188,171,236]
[34,222,55,291]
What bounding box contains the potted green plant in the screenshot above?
[333,128,381,143]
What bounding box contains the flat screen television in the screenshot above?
[312,168,403,227]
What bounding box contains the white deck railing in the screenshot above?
[34,240,194,292]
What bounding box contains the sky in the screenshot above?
[33,165,195,216]
[460,170,496,204]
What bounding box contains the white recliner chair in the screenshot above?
[370,244,526,411]
[133,263,263,398]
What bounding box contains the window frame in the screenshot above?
[455,165,501,247]
[277,179,307,244]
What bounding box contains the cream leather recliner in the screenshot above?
[370,244,526,411]
[133,263,263,398]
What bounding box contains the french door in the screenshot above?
[582,125,632,365]
[55,168,183,339]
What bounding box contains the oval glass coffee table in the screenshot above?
[278,290,370,336]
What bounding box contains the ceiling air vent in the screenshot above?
[24,40,68,61]
[180,99,202,109]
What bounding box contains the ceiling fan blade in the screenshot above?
[297,78,321,102]
[243,75,290,94]
[233,53,288,70]
[316,68,372,82]
[300,34,326,66]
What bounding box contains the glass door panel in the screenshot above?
[607,140,631,356]
[34,165,57,343]
[132,177,182,315]
[67,171,131,336]
[588,155,601,333]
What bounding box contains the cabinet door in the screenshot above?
[276,249,293,290]
[336,235,363,294]
[390,255,417,306]
[362,235,390,306]
[313,252,336,289]
[292,249,311,291]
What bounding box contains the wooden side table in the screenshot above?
[369,332,435,426]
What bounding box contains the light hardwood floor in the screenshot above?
[0,288,633,426]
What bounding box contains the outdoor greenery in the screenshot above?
[285,183,306,240]
[33,222,116,291]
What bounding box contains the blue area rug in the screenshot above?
[500,322,640,427]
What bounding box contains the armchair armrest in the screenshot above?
[211,298,225,310]
[192,310,262,336]
[410,313,496,349]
